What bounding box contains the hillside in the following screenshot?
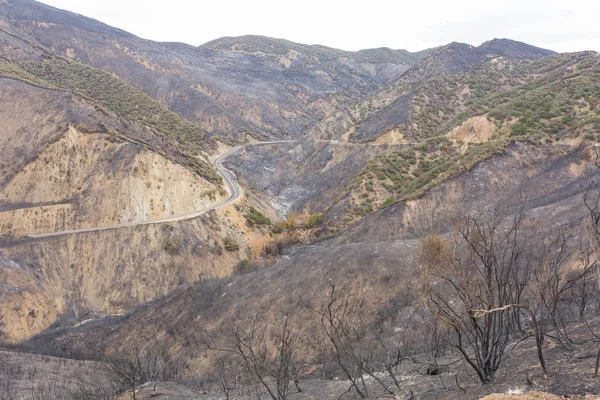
[202,34,421,64]
[224,51,600,226]
[311,39,562,142]
[0,68,248,342]
[0,19,249,343]
[0,0,427,140]
[0,32,220,181]
[0,1,599,399]
[275,51,598,224]
[22,142,599,349]
[17,140,600,399]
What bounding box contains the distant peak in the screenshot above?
[478,38,555,59]
[200,35,423,64]
[446,41,473,48]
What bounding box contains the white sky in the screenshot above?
[39,0,600,53]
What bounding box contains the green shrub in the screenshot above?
[308,213,323,228]
[245,207,271,227]
[284,214,296,230]
[223,237,240,252]
[383,197,395,207]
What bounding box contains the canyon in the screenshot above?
[0,0,599,398]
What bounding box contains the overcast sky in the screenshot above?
[39,0,600,53]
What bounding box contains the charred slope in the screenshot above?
[479,38,556,59]
[0,25,219,182]
[228,51,599,228]
[202,34,421,66]
[0,29,259,342]
[223,139,400,217]
[19,142,599,364]
[304,52,599,226]
[0,0,425,140]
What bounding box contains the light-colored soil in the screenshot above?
[481,392,566,400]
[375,128,405,144]
[446,116,496,143]
[1,126,224,237]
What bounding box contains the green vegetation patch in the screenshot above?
[223,237,240,252]
[245,207,271,227]
[449,53,600,141]
[19,59,212,150]
[345,54,600,224]
[349,136,508,217]
[0,61,55,88]
[308,213,323,228]
[0,58,220,183]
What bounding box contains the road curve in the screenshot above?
[24,138,417,239]
[27,140,298,239]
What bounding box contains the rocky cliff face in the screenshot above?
[0,124,225,236]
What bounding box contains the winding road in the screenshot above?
[23,138,418,239]
[27,140,298,239]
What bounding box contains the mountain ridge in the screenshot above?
[2,0,558,145]
[201,34,426,64]
[1,2,599,399]
[0,0,425,140]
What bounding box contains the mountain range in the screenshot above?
[0,0,599,399]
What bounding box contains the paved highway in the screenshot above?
[27,141,298,239]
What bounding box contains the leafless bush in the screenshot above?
[316,284,400,398]
[419,208,534,383]
[529,232,597,355]
[204,310,305,400]
[208,354,242,400]
[103,345,184,399]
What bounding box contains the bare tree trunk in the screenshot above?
[385,365,403,391]
[254,383,262,400]
[595,347,600,378]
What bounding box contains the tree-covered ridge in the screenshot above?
[347,138,507,220]
[19,59,214,152]
[345,53,600,222]
[462,53,600,139]
[411,52,600,141]
[0,58,221,183]
[346,51,599,144]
